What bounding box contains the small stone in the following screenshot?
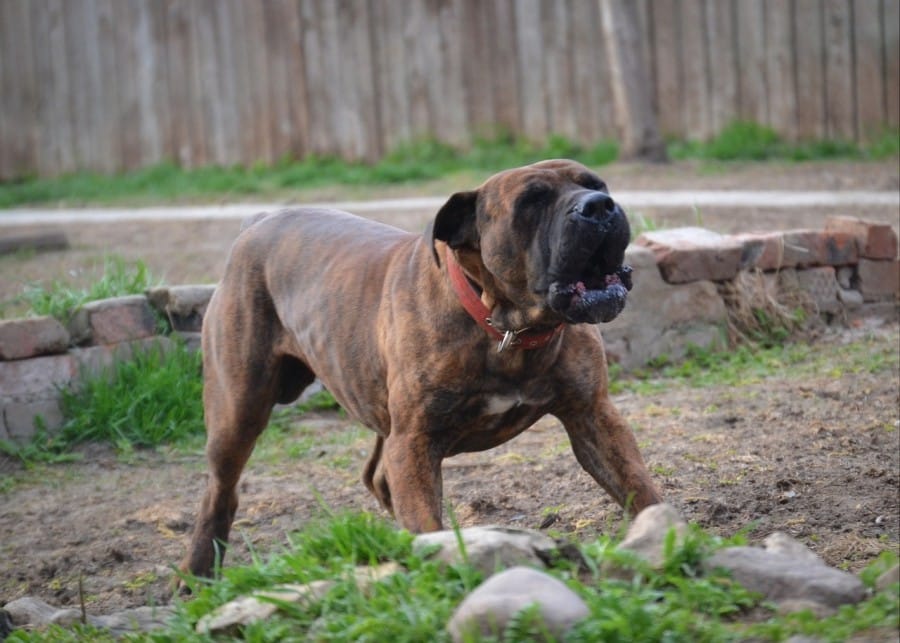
[146,285,215,332]
[875,564,899,593]
[89,605,176,635]
[2,597,81,628]
[447,566,589,642]
[607,503,688,574]
[412,526,557,576]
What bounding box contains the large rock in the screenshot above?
[703,545,866,609]
[635,227,744,284]
[447,566,589,642]
[2,596,175,636]
[603,246,727,369]
[412,526,557,576]
[2,597,82,628]
[0,316,69,360]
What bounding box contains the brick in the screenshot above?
[635,228,744,284]
[0,353,77,399]
[3,399,64,442]
[0,316,70,360]
[736,232,788,271]
[71,336,176,380]
[146,284,215,332]
[68,295,158,345]
[825,216,899,259]
[796,267,840,313]
[857,259,900,301]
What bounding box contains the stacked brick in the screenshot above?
[0,285,214,444]
[1,219,897,443]
[634,216,899,318]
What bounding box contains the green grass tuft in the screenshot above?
[669,121,899,162]
[56,339,205,450]
[14,255,160,324]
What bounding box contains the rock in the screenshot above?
[2,398,64,441]
[609,503,688,572]
[704,546,866,608]
[875,563,899,593]
[776,599,835,618]
[67,295,159,345]
[447,566,589,642]
[856,259,900,301]
[762,532,823,566]
[796,267,840,313]
[196,562,400,635]
[837,287,864,308]
[826,216,899,260]
[89,605,176,635]
[0,316,70,360]
[635,227,744,284]
[2,596,82,628]
[412,526,557,576]
[146,285,216,332]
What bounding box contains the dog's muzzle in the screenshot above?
[545,192,633,325]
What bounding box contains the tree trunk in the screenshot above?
[599,0,668,162]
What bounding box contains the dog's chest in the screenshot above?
[481,393,533,416]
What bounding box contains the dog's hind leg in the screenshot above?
[362,435,393,514]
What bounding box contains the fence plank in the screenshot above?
[542,0,577,139]
[883,0,900,128]
[298,0,329,155]
[736,0,769,125]
[651,0,682,137]
[705,0,739,133]
[824,0,856,139]
[794,0,826,139]
[0,0,36,178]
[765,0,797,139]
[436,0,468,146]
[515,0,548,140]
[483,0,516,136]
[280,0,310,160]
[680,0,712,139]
[853,0,885,138]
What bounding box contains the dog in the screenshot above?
[180,159,662,578]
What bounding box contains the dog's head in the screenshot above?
[431,159,632,331]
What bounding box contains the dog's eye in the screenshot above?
[516,182,554,207]
[576,173,607,192]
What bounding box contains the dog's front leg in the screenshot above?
[559,398,662,514]
[380,419,444,533]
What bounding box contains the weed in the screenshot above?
[16,255,160,324]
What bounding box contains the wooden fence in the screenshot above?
[1,0,897,179]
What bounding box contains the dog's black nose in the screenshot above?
[576,193,617,221]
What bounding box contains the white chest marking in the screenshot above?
[483,394,525,416]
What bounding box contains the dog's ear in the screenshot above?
[431,190,478,264]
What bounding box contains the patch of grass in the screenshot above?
[611,329,899,396]
[12,255,160,324]
[57,340,205,449]
[18,513,897,641]
[0,134,619,208]
[669,120,899,162]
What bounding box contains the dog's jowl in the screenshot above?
[180,159,662,579]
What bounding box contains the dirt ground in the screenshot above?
[0,159,898,616]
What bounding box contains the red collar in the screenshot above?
[445,250,563,352]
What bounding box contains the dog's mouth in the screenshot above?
[547,262,633,324]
